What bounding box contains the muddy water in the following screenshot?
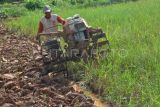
[72,84,110,107]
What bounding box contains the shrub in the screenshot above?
[51,0,57,6]
[0,4,27,17]
[110,0,139,3]
[0,0,24,3]
[25,0,43,10]
[70,0,76,5]
[76,0,85,4]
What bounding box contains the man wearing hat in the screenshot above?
[37,5,66,34]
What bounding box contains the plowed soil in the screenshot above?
[0,24,96,107]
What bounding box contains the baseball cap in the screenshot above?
[43,5,51,13]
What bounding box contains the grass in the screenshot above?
[0,3,27,17]
[5,0,160,106]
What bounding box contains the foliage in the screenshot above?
[25,0,44,10]
[51,0,57,6]
[0,4,27,17]
[0,0,24,3]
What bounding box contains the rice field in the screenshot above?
[5,0,160,106]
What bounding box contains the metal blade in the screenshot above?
[97,40,109,47]
[92,33,106,41]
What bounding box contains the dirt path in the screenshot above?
[0,24,110,107]
[72,84,111,107]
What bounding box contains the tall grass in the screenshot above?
[5,0,160,106]
[0,3,27,17]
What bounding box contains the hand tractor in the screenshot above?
[37,15,110,77]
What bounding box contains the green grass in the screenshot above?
[5,0,160,106]
[0,3,27,17]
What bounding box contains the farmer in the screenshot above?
[36,5,66,37]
